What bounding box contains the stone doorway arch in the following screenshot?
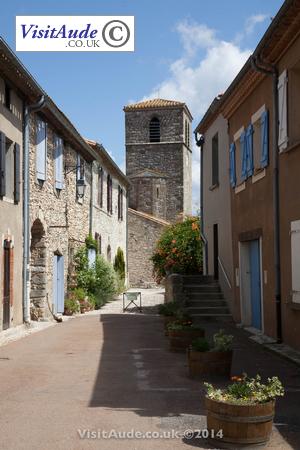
[30,219,47,320]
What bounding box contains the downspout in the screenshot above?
[89,161,94,235]
[250,55,282,343]
[194,132,208,275]
[23,95,46,324]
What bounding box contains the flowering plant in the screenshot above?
[204,374,284,405]
[151,216,202,282]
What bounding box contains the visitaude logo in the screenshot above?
[16,16,134,52]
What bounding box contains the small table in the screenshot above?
[123,292,142,313]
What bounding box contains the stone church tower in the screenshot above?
[124,98,193,286]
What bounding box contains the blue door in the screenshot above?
[249,240,262,330]
[53,255,64,314]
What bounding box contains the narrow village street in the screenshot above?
[0,290,299,450]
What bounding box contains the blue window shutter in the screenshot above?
[0,131,6,197]
[260,110,269,168]
[246,124,254,176]
[14,143,20,203]
[36,119,46,181]
[229,143,236,187]
[55,136,63,190]
[241,131,247,181]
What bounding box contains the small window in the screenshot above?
[4,83,11,111]
[0,133,20,202]
[149,117,160,142]
[157,187,159,198]
[95,233,102,254]
[54,135,63,190]
[118,185,123,220]
[98,167,103,207]
[185,119,190,148]
[212,133,219,186]
[77,154,85,181]
[107,245,111,263]
[107,174,112,214]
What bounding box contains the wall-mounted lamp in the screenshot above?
[194,131,205,148]
[64,164,86,199]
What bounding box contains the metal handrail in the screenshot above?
[218,256,232,290]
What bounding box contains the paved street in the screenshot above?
[0,289,299,450]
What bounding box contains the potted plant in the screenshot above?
[167,321,204,352]
[204,374,284,447]
[188,330,233,378]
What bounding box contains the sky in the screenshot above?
[1,0,284,211]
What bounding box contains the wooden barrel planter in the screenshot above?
[205,397,275,448]
[188,350,232,378]
[169,329,204,352]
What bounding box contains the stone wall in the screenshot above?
[29,112,91,319]
[91,159,128,276]
[128,209,167,287]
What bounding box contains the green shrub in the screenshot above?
[64,297,80,315]
[85,234,98,250]
[192,337,210,352]
[114,247,125,282]
[158,301,181,316]
[72,287,86,303]
[74,240,118,309]
[151,216,202,282]
[213,329,234,352]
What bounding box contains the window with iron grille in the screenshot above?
[149,117,160,142]
[98,167,103,207]
[107,174,112,214]
[118,185,123,220]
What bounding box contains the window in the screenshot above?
[288,61,300,146]
[98,167,103,207]
[95,233,102,254]
[54,135,63,190]
[251,107,269,171]
[118,185,123,220]
[149,117,160,142]
[157,187,159,198]
[185,119,190,148]
[36,118,47,181]
[76,154,85,181]
[107,174,112,214]
[107,245,111,263]
[291,220,300,303]
[278,69,288,151]
[4,83,11,111]
[212,133,219,186]
[0,132,20,202]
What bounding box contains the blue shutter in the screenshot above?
[0,132,6,197]
[241,131,247,181]
[55,136,63,190]
[229,143,236,187]
[36,119,46,181]
[260,110,269,168]
[246,124,254,177]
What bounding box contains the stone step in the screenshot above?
[186,306,230,315]
[186,299,227,307]
[188,292,224,300]
[184,284,221,293]
[183,275,214,284]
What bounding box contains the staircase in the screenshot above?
[183,275,232,321]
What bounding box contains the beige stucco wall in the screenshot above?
[202,113,234,307]
[0,76,23,329]
[92,161,127,271]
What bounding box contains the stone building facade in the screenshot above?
[124,98,193,286]
[86,140,129,275]
[28,107,95,320]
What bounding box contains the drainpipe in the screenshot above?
[23,95,46,324]
[89,161,94,235]
[194,132,208,275]
[250,55,282,343]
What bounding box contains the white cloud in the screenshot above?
[245,14,269,35]
[140,19,258,212]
